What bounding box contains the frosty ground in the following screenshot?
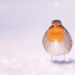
[0,31,75,75]
[0,1,75,75]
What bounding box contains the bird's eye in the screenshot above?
[59,25,61,27]
[51,25,53,28]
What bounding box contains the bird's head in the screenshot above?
[51,20,61,28]
[47,20,65,42]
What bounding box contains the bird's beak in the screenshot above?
[53,25,57,28]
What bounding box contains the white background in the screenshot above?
[0,0,75,75]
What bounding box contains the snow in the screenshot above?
[0,32,75,75]
[0,0,75,75]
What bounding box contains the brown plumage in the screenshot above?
[42,20,72,62]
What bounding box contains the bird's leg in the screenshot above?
[51,54,53,61]
[64,54,66,63]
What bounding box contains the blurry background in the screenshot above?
[0,0,75,75]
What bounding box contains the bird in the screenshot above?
[42,20,72,62]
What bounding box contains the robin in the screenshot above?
[42,20,72,62]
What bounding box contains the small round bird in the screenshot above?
[42,20,72,62]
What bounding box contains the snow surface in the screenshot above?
[0,0,75,75]
[0,32,75,75]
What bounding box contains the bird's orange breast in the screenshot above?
[47,27,65,42]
